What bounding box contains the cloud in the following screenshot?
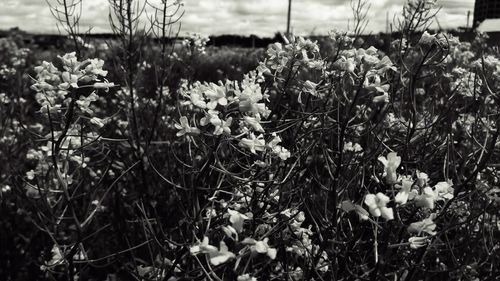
[0,0,475,36]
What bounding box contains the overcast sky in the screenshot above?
[0,0,475,36]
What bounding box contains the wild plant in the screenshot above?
[1,0,499,280]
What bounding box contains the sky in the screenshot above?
[0,0,475,37]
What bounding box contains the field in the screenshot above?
[1,0,500,280]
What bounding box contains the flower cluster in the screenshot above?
[25,53,114,199]
[31,52,114,114]
[177,70,290,160]
[182,33,210,55]
[332,45,395,103]
[355,151,455,250]
[258,36,323,77]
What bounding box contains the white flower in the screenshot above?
[416,171,428,187]
[189,92,207,109]
[190,236,217,255]
[267,133,291,160]
[200,109,219,127]
[236,80,269,117]
[334,56,356,73]
[242,237,277,259]
[344,142,363,153]
[303,80,318,96]
[214,117,232,135]
[175,116,200,137]
[362,53,380,67]
[200,110,232,135]
[76,92,99,114]
[26,170,35,180]
[378,152,401,184]
[274,146,291,160]
[237,274,257,281]
[228,209,249,233]
[408,236,429,249]
[267,133,282,148]
[208,241,235,266]
[90,117,107,128]
[433,181,454,200]
[1,185,11,193]
[205,82,228,109]
[364,192,394,220]
[58,52,79,70]
[408,215,437,236]
[395,178,414,205]
[243,116,265,132]
[239,134,265,154]
[60,71,79,89]
[363,73,389,94]
[84,58,108,77]
[222,225,238,240]
[414,186,438,210]
[267,43,284,60]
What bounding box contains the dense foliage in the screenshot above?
[1,0,499,280]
